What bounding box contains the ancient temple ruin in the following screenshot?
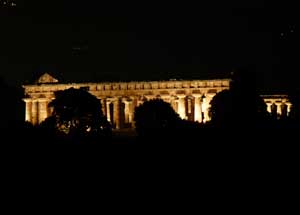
[23,73,291,128]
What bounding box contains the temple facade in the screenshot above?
[23,73,292,128]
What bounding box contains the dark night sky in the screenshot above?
[0,0,298,91]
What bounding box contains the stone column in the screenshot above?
[24,99,32,122]
[131,97,138,128]
[31,100,38,125]
[124,100,130,124]
[177,95,186,120]
[129,100,134,124]
[266,103,272,113]
[123,99,134,125]
[38,99,48,123]
[114,98,121,129]
[193,94,202,123]
[187,97,192,114]
[100,98,106,116]
[202,94,212,123]
[171,97,178,113]
[287,103,292,116]
[106,100,112,123]
[276,103,282,116]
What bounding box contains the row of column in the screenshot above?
[24,94,213,128]
[24,95,296,128]
[24,99,51,125]
[100,94,212,129]
[101,97,136,129]
[266,102,292,117]
[176,94,212,123]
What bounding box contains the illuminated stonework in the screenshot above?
[262,95,292,118]
[23,74,231,127]
[23,73,292,128]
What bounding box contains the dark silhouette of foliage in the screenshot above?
[288,90,300,121]
[0,77,24,129]
[134,99,181,139]
[47,87,111,142]
[210,67,268,128]
[210,89,233,125]
[38,116,59,140]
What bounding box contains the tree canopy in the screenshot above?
[0,77,23,128]
[210,68,268,128]
[47,87,111,141]
[134,99,181,138]
[288,89,300,122]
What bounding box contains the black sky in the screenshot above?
[0,0,298,91]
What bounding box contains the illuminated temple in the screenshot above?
[23,73,291,129]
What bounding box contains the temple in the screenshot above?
[23,73,292,129]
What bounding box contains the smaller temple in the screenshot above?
[23,73,292,128]
[262,95,291,118]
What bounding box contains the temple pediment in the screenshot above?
[37,73,59,84]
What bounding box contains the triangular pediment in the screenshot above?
[37,73,59,84]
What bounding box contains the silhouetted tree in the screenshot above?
[37,116,58,142]
[0,77,24,129]
[134,99,181,139]
[288,89,300,122]
[210,89,233,126]
[47,87,111,143]
[210,67,268,128]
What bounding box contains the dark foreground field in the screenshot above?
[2,127,298,162]
[1,127,298,211]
